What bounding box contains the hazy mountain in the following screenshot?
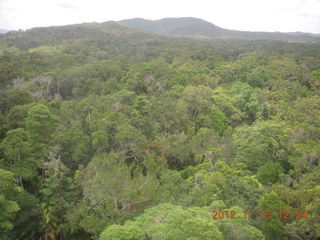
[0,29,11,34]
[119,17,320,42]
[119,17,226,36]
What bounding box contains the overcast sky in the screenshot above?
[0,0,320,33]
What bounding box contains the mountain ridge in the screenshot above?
[1,17,319,46]
[118,17,320,42]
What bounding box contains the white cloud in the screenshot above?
[0,0,319,33]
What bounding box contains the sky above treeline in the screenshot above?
[0,0,320,33]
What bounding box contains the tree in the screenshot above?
[25,103,59,156]
[100,203,265,240]
[78,152,168,236]
[100,222,145,240]
[0,168,20,232]
[257,162,284,184]
[233,121,293,171]
[0,128,36,186]
[215,206,265,240]
[116,203,223,240]
[255,192,291,240]
[212,81,261,126]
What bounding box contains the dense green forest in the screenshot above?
[0,22,320,240]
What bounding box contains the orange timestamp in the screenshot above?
[211,210,308,220]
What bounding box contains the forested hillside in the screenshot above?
[0,21,320,240]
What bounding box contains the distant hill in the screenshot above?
[119,17,320,42]
[0,29,11,34]
[119,17,226,36]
